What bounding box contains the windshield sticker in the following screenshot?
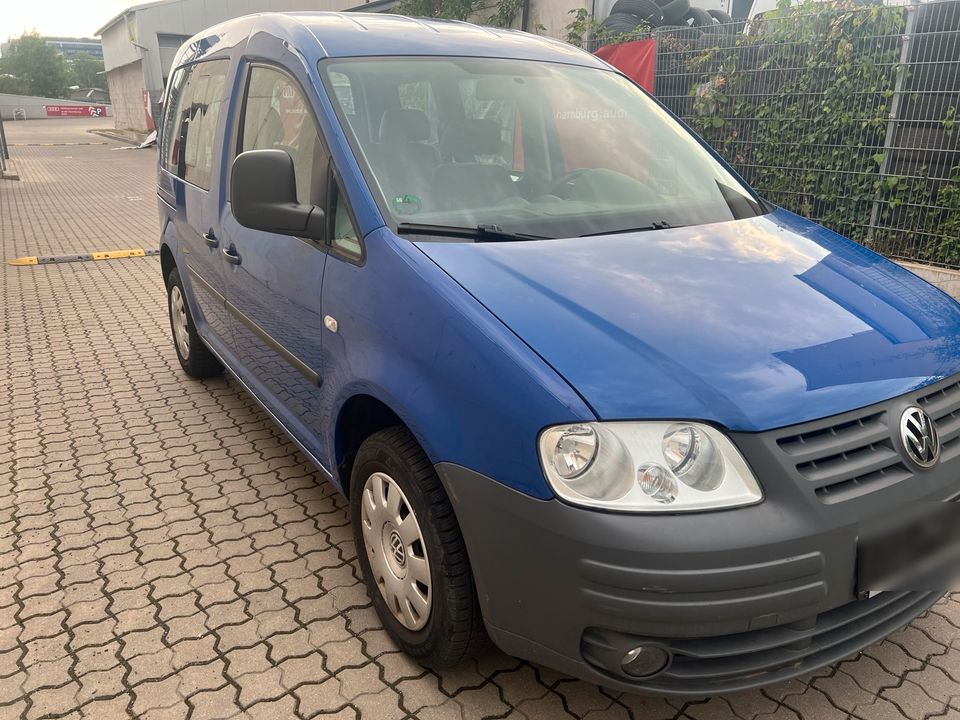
[392,194,423,215]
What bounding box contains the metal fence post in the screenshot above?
[0,115,8,173]
[867,0,920,245]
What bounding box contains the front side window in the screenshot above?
[331,182,361,258]
[322,57,766,240]
[240,66,322,205]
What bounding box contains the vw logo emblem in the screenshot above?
[389,530,406,567]
[900,406,940,469]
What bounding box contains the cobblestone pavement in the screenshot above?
[1,117,959,720]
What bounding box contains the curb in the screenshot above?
[88,128,146,146]
[8,248,160,266]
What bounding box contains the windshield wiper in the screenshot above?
[580,221,674,237]
[396,222,551,242]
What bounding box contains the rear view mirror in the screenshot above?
[231,149,324,240]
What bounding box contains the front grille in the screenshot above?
[918,379,960,454]
[776,410,910,503]
[773,376,960,503]
[582,590,942,695]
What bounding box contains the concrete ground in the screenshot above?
[1,117,959,720]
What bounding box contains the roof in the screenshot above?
[183,12,604,68]
[95,0,179,37]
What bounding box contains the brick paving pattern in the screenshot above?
[0,117,959,719]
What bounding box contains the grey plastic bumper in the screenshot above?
[436,462,944,695]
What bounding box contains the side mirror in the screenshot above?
[230,149,324,240]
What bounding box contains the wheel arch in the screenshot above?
[159,215,180,284]
[334,391,435,497]
[160,243,176,284]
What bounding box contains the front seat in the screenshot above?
[433,119,517,212]
[374,108,441,213]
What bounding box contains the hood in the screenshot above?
[417,209,960,431]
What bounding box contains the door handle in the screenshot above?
[202,231,218,248]
[221,247,241,265]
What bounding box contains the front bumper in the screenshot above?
[439,461,948,695]
[438,377,960,695]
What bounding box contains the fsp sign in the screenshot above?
[44,105,108,118]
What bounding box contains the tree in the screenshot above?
[394,0,482,21]
[68,52,105,90]
[0,32,71,98]
[0,74,29,95]
[394,0,523,27]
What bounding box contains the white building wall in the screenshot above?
[104,61,148,133]
[530,0,591,38]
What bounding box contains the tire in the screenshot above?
[908,32,960,65]
[887,124,960,181]
[684,6,715,26]
[611,0,664,24]
[600,12,644,36]
[900,90,960,123]
[660,0,692,26]
[914,1,960,36]
[696,33,722,50]
[165,266,223,379]
[707,9,739,35]
[351,426,488,667]
[707,8,734,24]
[653,23,703,44]
[908,63,960,94]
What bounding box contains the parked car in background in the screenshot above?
[157,12,960,695]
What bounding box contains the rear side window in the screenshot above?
[160,67,188,175]
[240,66,322,205]
[162,59,230,190]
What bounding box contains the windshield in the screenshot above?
[321,57,766,240]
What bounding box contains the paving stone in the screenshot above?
[294,676,346,716]
[514,692,577,719]
[187,684,241,720]
[881,678,948,718]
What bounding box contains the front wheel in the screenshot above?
[350,427,488,667]
[166,267,223,379]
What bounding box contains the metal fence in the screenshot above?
[0,115,8,174]
[576,0,960,269]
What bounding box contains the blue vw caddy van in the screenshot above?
[157,12,960,695]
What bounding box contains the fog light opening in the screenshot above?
[621,645,671,679]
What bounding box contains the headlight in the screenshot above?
[540,425,634,501]
[539,422,762,512]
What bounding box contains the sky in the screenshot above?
[1,0,135,42]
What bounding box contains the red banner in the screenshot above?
[44,105,108,118]
[595,39,657,93]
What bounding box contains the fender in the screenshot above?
[319,227,596,499]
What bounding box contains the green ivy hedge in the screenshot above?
[670,0,960,266]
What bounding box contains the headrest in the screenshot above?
[379,107,431,143]
[440,119,502,161]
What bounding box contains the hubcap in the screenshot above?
[360,472,432,631]
[170,285,190,360]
